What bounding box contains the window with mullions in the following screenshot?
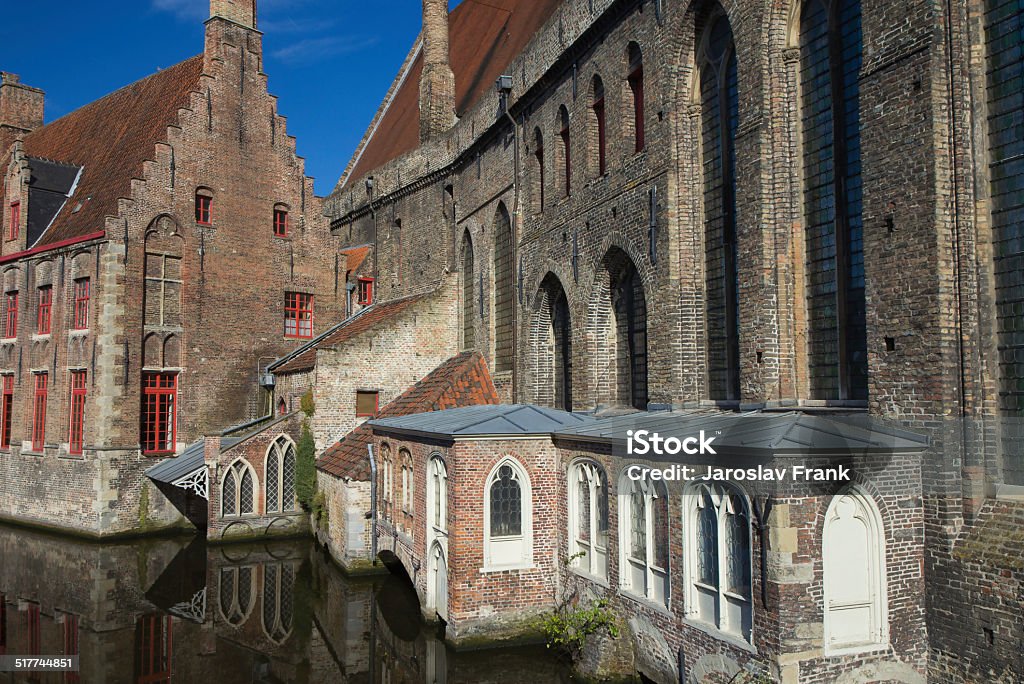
[262,563,295,644]
[568,461,609,579]
[605,249,648,409]
[987,0,1024,484]
[72,278,90,330]
[265,436,296,514]
[357,277,374,306]
[484,459,532,568]
[219,566,255,626]
[36,286,51,335]
[429,456,448,531]
[221,460,256,517]
[619,474,669,605]
[284,292,314,339]
[141,372,177,454]
[134,614,172,684]
[800,0,867,401]
[69,370,87,455]
[31,372,47,452]
[0,376,12,449]
[699,13,741,401]
[195,188,213,225]
[3,291,16,339]
[273,206,289,237]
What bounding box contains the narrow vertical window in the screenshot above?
[619,475,669,605]
[3,292,16,339]
[31,372,47,452]
[69,370,87,455]
[533,127,545,213]
[8,202,19,241]
[0,376,12,449]
[141,372,177,454]
[26,603,40,656]
[700,13,741,401]
[591,76,607,177]
[37,286,52,335]
[284,292,314,339]
[559,106,572,197]
[568,461,608,579]
[493,203,514,372]
[627,43,645,153]
[72,278,90,330]
[195,189,213,225]
[462,232,475,350]
[485,459,532,568]
[134,615,172,683]
[357,277,374,306]
[273,206,289,237]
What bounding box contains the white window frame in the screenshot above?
[427,454,448,536]
[220,459,258,518]
[617,472,670,607]
[264,435,297,514]
[568,460,609,581]
[823,486,889,654]
[683,481,753,642]
[482,457,533,571]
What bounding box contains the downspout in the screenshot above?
[368,443,378,564]
[501,87,521,402]
[366,177,379,286]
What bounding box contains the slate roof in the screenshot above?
[318,352,499,480]
[25,157,81,246]
[340,0,563,188]
[20,56,204,247]
[270,291,431,374]
[370,404,594,439]
[552,411,929,458]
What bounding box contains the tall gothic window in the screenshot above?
[602,249,648,409]
[219,566,255,626]
[493,203,514,372]
[535,274,573,411]
[262,563,295,644]
[685,482,753,641]
[462,232,476,350]
[221,460,256,518]
[558,105,572,197]
[699,12,741,401]
[533,127,546,213]
[800,0,867,401]
[591,76,607,177]
[265,436,296,514]
[568,461,608,579]
[428,455,448,532]
[619,474,669,605]
[484,458,532,568]
[987,0,1024,484]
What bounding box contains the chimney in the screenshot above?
[209,0,257,29]
[0,73,44,153]
[419,0,456,142]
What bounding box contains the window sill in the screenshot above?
[32,334,50,342]
[479,563,536,574]
[570,567,610,589]
[823,641,890,658]
[994,483,1024,502]
[0,338,16,344]
[68,329,89,337]
[619,589,672,617]
[681,616,756,653]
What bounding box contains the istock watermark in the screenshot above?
[626,429,717,455]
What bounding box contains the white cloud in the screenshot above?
[270,35,379,65]
[151,0,206,21]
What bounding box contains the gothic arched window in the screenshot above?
[484,458,532,568]
[568,461,609,579]
[219,566,255,626]
[262,563,295,644]
[265,436,296,514]
[221,460,256,518]
[462,231,476,351]
[619,473,669,605]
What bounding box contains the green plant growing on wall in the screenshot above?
[295,390,318,510]
[539,551,620,661]
[311,490,328,531]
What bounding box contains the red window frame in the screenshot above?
[8,202,19,241]
[629,65,645,152]
[195,192,212,225]
[357,278,374,306]
[31,373,47,452]
[284,292,314,338]
[274,208,289,237]
[73,278,90,330]
[69,370,87,455]
[1,376,12,449]
[37,285,52,335]
[3,292,16,339]
[135,614,172,684]
[141,372,177,455]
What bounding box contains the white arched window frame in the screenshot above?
[683,482,753,641]
[618,472,670,606]
[482,457,533,570]
[219,566,255,627]
[264,436,297,515]
[221,459,257,518]
[568,460,609,580]
[399,448,414,528]
[823,486,888,654]
[427,455,448,535]
[379,443,393,522]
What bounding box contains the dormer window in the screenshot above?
[274,205,289,237]
[195,188,213,225]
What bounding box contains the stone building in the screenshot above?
[313,0,1024,681]
[0,0,345,537]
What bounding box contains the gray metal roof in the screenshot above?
[369,404,596,439]
[552,411,928,457]
[145,436,243,484]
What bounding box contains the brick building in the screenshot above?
[0,0,345,537]
[313,0,1024,681]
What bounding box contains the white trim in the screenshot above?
[617,470,670,608]
[221,458,258,518]
[567,459,609,580]
[482,456,533,571]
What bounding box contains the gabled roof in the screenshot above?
[318,352,500,480]
[340,0,563,188]
[370,404,594,440]
[20,56,204,247]
[270,291,431,375]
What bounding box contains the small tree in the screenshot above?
[295,390,317,510]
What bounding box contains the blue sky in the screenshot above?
[0,1,460,195]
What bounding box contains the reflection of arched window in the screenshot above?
[558,105,571,197]
[484,458,532,568]
[428,455,448,532]
[699,12,741,401]
[800,0,866,401]
[685,482,752,640]
[568,461,608,579]
[462,232,476,350]
[265,436,296,514]
[221,460,256,518]
[262,563,295,644]
[590,76,607,177]
[493,203,514,372]
[626,42,645,153]
[619,474,669,605]
[219,566,255,626]
[823,488,887,651]
[533,127,545,213]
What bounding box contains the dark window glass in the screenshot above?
[490,465,522,537]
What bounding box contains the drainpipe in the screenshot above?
[498,75,520,401]
[368,443,378,564]
[366,177,379,286]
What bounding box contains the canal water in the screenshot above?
[0,525,575,683]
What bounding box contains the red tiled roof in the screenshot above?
[318,351,499,479]
[344,0,562,185]
[341,245,371,274]
[272,292,431,374]
[21,56,204,247]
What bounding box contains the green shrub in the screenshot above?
[295,419,317,510]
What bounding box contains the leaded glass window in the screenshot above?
[490,465,522,537]
[222,470,237,516]
[266,450,280,513]
[240,469,254,515]
[630,485,647,561]
[620,476,670,604]
[220,567,254,626]
[493,204,514,372]
[570,462,609,579]
[222,461,256,518]
[262,563,294,644]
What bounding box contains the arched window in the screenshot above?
[568,461,608,579]
[823,488,887,651]
[699,12,741,401]
[533,127,545,213]
[219,566,255,626]
[462,232,476,350]
[534,274,573,411]
[986,0,1024,484]
[428,455,448,532]
[277,397,287,416]
[493,203,514,372]
[800,0,867,401]
[619,474,669,605]
[221,460,256,518]
[684,482,752,640]
[194,187,213,225]
[590,76,607,177]
[626,42,645,153]
[597,249,648,409]
[379,443,393,522]
[558,106,572,197]
[399,448,414,532]
[265,436,296,514]
[483,458,532,568]
[262,563,294,644]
